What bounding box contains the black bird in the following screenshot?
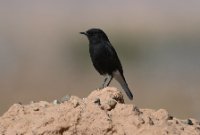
[80,28,133,100]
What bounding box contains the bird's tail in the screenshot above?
[113,71,133,100]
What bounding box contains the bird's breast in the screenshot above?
[89,44,106,60]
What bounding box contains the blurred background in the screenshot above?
[0,0,200,120]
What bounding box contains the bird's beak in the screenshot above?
[80,32,88,36]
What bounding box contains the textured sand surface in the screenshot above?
[0,87,200,135]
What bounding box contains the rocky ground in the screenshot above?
[0,87,200,135]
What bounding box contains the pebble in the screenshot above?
[107,99,117,109]
[181,119,193,125]
[71,99,80,108]
[53,100,60,105]
[60,95,71,103]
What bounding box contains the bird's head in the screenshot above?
[80,28,109,44]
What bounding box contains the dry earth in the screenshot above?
[0,87,200,135]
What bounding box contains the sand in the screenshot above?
[0,87,200,135]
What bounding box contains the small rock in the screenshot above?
[100,99,117,111]
[181,119,193,125]
[53,100,60,105]
[181,119,194,125]
[187,119,193,125]
[60,95,71,103]
[33,107,39,111]
[107,99,117,110]
[154,109,171,120]
[71,99,80,108]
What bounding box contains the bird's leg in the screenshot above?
[105,75,113,87]
[99,75,113,90]
[99,76,108,89]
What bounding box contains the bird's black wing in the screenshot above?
[89,41,123,75]
[104,41,123,74]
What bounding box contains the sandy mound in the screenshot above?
[0,87,200,135]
